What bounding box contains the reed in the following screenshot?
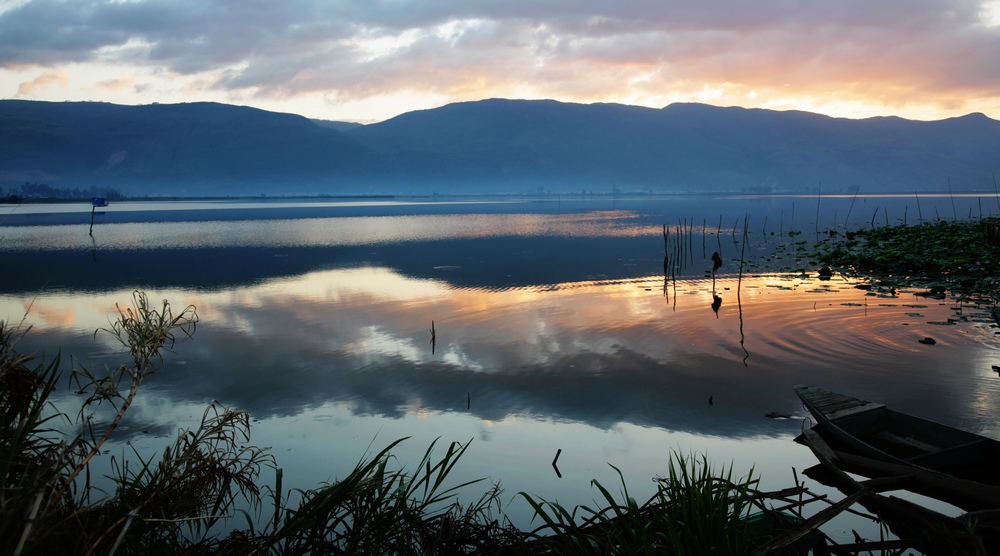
[815,182,821,238]
[702,218,706,257]
[716,215,723,255]
[0,321,68,555]
[994,172,1000,213]
[844,186,860,229]
[0,293,267,556]
[256,438,517,555]
[519,452,758,555]
[737,214,749,298]
[949,178,958,220]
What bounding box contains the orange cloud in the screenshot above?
[24,302,76,329]
[94,75,136,91]
[16,70,69,96]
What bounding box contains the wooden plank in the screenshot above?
[825,401,884,421]
[794,385,884,422]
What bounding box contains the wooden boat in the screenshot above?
[794,384,1000,510]
[797,427,1000,553]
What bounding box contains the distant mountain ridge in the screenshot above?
[1,98,997,196]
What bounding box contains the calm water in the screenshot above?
[3,194,1000,541]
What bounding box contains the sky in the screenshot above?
[2,0,1000,124]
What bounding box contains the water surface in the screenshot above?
[3,194,998,539]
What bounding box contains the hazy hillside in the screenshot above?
[310,119,365,132]
[349,99,1000,193]
[1,98,998,196]
[0,100,376,195]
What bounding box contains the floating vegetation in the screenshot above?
[756,216,1000,304]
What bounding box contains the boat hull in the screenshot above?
[794,385,1000,486]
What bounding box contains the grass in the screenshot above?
[519,455,759,555]
[1,291,853,555]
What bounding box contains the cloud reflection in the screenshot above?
[7,267,996,444]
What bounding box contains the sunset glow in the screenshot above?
[2,1,999,122]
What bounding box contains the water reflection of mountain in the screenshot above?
[1,235,673,294]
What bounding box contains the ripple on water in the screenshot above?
[650,276,982,377]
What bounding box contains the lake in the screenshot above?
[3,193,1000,543]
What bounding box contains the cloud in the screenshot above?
[93,75,135,91]
[15,69,68,95]
[1,0,999,119]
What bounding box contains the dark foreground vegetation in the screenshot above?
[6,216,1000,555]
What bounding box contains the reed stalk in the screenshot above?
[520,452,759,555]
[815,182,821,238]
[949,177,957,220]
[844,186,860,229]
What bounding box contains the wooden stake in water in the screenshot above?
[688,217,694,266]
[737,215,749,297]
[949,177,958,220]
[702,218,707,258]
[716,215,723,255]
[844,186,860,229]
[815,182,822,239]
[737,215,750,367]
[993,172,1000,213]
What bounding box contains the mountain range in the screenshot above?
[1,98,998,196]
